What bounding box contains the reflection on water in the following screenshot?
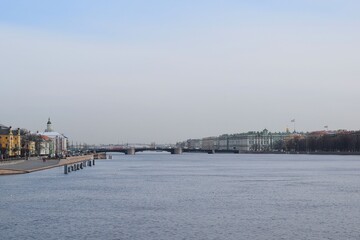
[1,153,360,240]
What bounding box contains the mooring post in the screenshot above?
[64,165,68,174]
[93,159,95,165]
[89,160,92,166]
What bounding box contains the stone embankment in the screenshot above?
[0,154,105,176]
[0,169,26,175]
[59,155,94,166]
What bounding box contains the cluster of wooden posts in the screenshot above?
[64,159,95,174]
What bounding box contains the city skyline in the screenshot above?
[1,1,360,144]
[0,117,354,146]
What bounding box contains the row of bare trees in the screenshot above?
[274,132,360,152]
[1,132,48,158]
[20,133,46,157]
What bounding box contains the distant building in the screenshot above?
[38,118,67,157]
[234,129,290,151]
[27,140,36,156]
[185,139,202,149]
[38,135,52,156]
[196,129,291,152]
[0,124,21,157]
[217,135,229,150]
[201,137,217,150]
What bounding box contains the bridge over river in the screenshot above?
[94,147,240,155]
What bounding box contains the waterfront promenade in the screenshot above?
[0,155,98,175]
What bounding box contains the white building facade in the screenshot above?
[216,129,289,151]
[39,118,67,157]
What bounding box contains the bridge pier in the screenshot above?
[126,148,136,155]
[208,150,215,154]
[172,147,183,154]
[64,165,68,174]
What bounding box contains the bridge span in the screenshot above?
[94,147,240,155]
[95,147,183,155]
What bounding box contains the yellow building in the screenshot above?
[0,124,21,158]
[28,141,36,155]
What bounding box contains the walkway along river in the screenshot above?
[0,154,105,175]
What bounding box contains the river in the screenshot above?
[1,153,360,240]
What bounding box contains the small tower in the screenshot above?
[45,117,53,132]
[286,127,290,134]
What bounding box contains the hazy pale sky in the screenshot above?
[1,0,360,144]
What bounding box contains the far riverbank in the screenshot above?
[239,151,360,155]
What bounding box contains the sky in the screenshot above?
[1,0,360,144]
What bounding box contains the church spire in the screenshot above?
[45,117,53,132]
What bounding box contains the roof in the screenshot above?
[40,135,51,141]
[39,131,67,138]
[0,128,10,135]
[0,127,21,135]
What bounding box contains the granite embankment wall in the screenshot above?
[0,154,106,176]
[59,155,94,166]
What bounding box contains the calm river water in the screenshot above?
[1,153,360,240]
